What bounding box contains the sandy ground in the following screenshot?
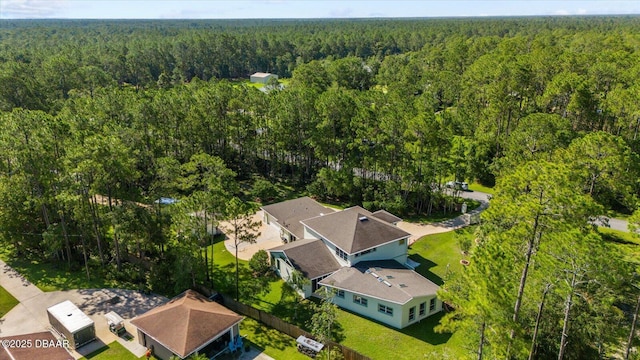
[222,211,283,261]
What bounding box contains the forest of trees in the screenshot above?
[1,16,639,359]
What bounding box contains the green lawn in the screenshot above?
[409,227,475,285]
[467,182,495,195]
[0,249,118,292]
[336,308,467,360]
[80,341,152,360]
[240,318,309,360]
[0,285,19,317]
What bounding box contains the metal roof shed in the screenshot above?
[47,300,95,349]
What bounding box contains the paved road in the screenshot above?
[459,190,632,233]
[593,216,631,232]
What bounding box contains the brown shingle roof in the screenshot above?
[130,290,243,359]
[371,210,402,224]
[261,197,332,239]
[301,207,410,254]
[319,260,439,304]
[270,239,342,279]
[0,332,74,360]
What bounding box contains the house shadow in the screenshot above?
[408,254,444,286]
[337,306,451,346]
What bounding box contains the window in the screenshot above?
[429,298,436,312]
[336,290,345,298]
[335,248,348,261]
[399,239,406,246]
[276,259,281,271]
[409,306,415,321]
[355,247,377,257]
[378,304,393,316]
[353,295,368,307]
[419,302,426,316]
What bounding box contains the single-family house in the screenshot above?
[250,72,278,84]
[130,290,244,360]
[267,197,441,329]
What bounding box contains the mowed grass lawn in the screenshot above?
[0,285,19,317]
[0,245,117,292]
[409,227,475,285]
[81,341,150,360]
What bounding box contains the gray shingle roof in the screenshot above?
[261,197,331,239]
[371,210,403,224]
[301,206,410,254]
[319,260,439,304]
[270,239,342,279]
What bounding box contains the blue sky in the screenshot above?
[1,1,639,19]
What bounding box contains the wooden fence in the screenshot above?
[221,294,371,360]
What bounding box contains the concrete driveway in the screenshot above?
[222,211,282,261]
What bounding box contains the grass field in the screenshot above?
[467,182,495,195]
[80,341,150,360]
[0,250,117,292]
[240,318,309,360]
[0,285,19,317]
[409,227,475,285]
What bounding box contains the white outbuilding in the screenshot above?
[250,72,278,84]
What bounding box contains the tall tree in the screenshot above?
[223,197,260,301]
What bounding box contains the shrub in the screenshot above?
[249,249,271,276]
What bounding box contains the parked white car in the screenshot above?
[446,181,469,191]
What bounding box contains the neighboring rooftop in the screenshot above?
[371,209,403,224]
[319,260,439,305]
[130,290,243,359]
[261,197,332,239]
[301,206,410,254]
[270,238,342,279]
[0,332,74,360]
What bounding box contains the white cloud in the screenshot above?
[1,0,68,18]
[329,7,353,17]
[554,9,570,15]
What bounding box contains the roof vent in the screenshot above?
[371,272,379,278]
[399,283,407,288]
[359,216,368,222]
[386,275,394,279]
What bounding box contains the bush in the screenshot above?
[251,178,278,202]
[249,249,271,276]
